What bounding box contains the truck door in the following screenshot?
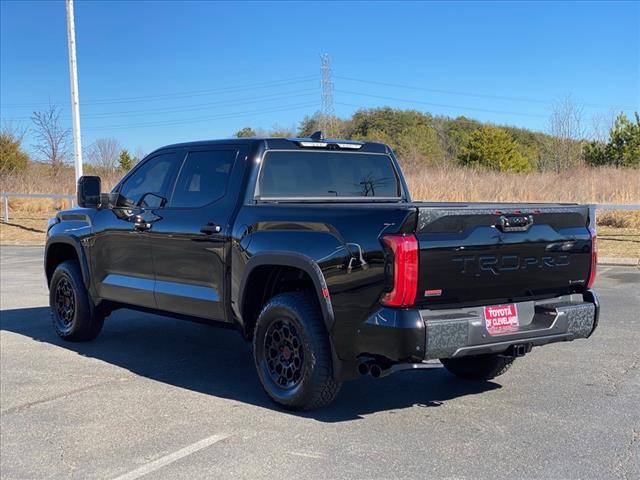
[150,145,246,321]
[90,150,182,308]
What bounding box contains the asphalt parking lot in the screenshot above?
[1,245,638,479]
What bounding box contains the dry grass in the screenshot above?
[597,210,640,229]
[598,227,640,258]
[0,164,121,196]
[0,214,47,245]
[405,166,639,203]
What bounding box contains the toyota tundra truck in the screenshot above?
[45,133,599,410]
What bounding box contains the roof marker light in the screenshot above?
[299,141,328,148]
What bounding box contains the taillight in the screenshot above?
[587,227,597,289]
[380,234,419,307]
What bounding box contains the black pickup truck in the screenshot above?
[45,133,599,410]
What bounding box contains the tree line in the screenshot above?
[237,103,639,173]
[1,101,638,176]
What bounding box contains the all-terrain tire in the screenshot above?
[253,292,341,410]
[440,354,515,381]
[49,260,104,341]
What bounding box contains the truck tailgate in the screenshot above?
[414,204,594,307]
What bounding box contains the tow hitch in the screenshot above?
[504,343,532,358]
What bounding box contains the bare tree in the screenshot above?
[30,104,70,174]
[589,110,616,143]
[545,95,585,172]
[86,138,121,171]
[134,147,146,163]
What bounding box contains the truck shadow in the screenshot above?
[0,306,500,422]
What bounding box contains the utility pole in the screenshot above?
[320,53,336,138]
[66,0,83,182]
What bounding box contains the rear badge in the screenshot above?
[424,289,443,297]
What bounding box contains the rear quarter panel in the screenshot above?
[231,203,415,360]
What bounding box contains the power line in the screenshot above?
[5,89,318,121]
[334,75,636,111]
[82,101,319,131]
[0,75,317,108]
[334,89,548,118]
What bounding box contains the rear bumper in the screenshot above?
[355,290,599,363]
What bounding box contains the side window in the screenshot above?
[119,153,178,207]
[170,150,237,208]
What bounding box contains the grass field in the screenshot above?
[404,166,640,204]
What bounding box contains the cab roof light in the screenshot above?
[297,140,363,149]
[300,130,363,149]
[335,143,363,149]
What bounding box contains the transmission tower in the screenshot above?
[320,53,336,138]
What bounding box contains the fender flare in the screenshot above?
[238,251,335,332]
[45,235,92,290]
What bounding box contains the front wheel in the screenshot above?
[49,260,104,341]
[253,292,341,410]
[440,354,515,381]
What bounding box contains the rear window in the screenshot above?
[258,151,400,199]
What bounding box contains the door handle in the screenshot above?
[134,220,151,232]
[200,222,221,235]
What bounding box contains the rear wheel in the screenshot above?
[253,292,341,410]
[440,354,515,380]
[50,260,104,341]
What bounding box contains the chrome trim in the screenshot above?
[155,279,219,302]
[103,274,154,292]
[103,274,219,302]
[258,196,402,202]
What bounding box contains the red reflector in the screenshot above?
[381,234,419,307]
[587,227,597,288]
[424,289,442,297]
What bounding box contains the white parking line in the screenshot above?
[112,434,229,480]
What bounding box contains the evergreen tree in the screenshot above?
[459,126,531,172]
[118,149,134,172]
[0,130,29,173]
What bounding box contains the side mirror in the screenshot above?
[77,175,101,208]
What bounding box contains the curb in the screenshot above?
[598,257,640,267]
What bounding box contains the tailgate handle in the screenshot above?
[498,214,534,232]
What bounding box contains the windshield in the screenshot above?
[258,151,401,199]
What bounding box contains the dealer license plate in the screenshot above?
[484,304,519,335]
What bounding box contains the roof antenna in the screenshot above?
[310,131,324,141]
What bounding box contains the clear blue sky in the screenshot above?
[1,0,638,157]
